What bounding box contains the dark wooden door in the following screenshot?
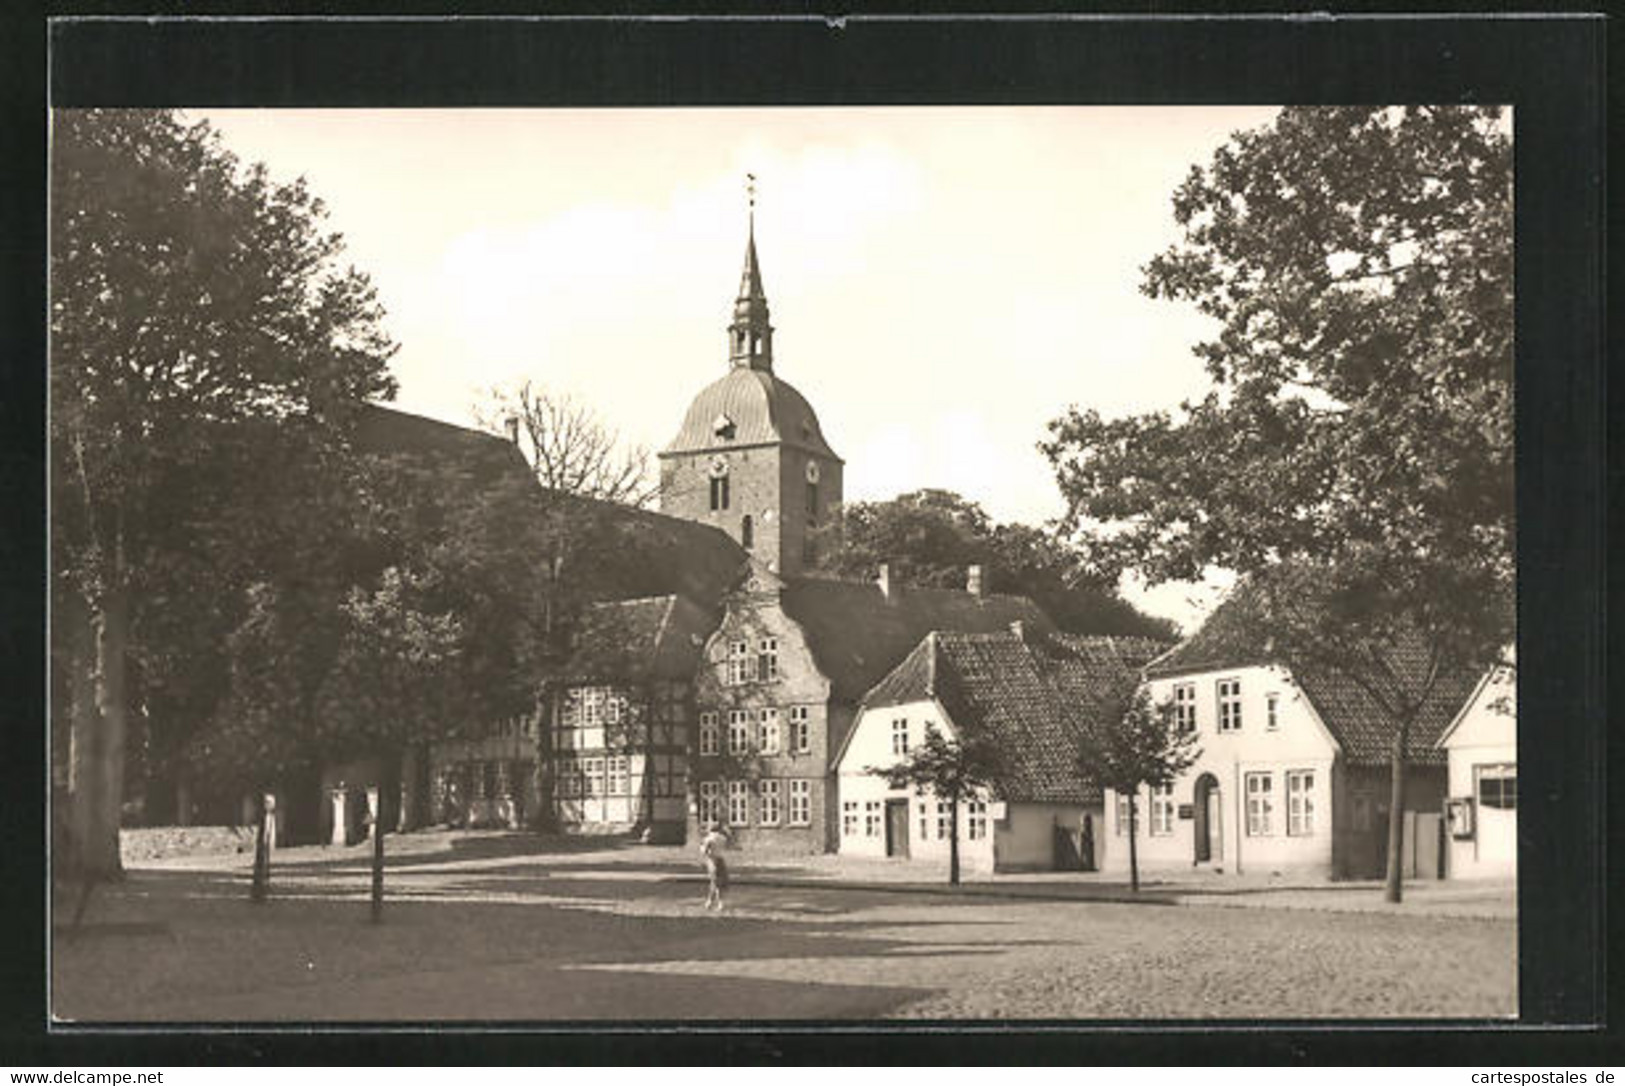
[885,799,910,858]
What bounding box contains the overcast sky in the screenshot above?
[196,106,1279,629]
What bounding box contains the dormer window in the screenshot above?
[712,414,735,440]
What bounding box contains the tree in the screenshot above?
[51,109,398,876]
[479,380,658,507]
[1041,106,1513,902]
[869,725,1002,886]
[816,489,1176,640]
[1076,688,1200,893]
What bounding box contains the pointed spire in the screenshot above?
[729,173,773,372]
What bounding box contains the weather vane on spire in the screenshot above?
[746,172,757,216]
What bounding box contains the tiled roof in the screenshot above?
[1145,579,1480,768]
[353,402,532,483]
[549,595,721,684]
[779,577,1053,706]
[661,368,840,460]
[852,630,1172,805]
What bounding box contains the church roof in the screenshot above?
[777,577,1051,706]
[661,367,841,460]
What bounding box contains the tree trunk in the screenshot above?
[948,794,961,886]
[1127,792,1140,894]
[1383,723,1410,903]
[87,580,130,879]
[63,589,99,881]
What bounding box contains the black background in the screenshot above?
[2,5,1610,1066]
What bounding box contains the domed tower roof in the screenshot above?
[663,367,841,460]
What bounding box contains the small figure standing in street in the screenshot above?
[700,822,730,912]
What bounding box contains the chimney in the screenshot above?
[967,564,985,597]
[1009,619,1026,642]
[504,416,520,445]
[876,562,892,601]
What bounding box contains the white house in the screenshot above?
[1106,584,1482,881]
[1437,657,1517,880]
[834,626,1170,873]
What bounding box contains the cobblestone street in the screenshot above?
[53,833,1517,1022]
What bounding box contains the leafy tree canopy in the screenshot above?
[1041,106,1513,675]
[816,489,1176,640]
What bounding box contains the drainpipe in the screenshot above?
[1233,757,1244,875]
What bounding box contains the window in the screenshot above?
[1150,783,1175,836]
[1217,678,1243,732]
[727,710,751,755]
[842,800,859,837]
[1476,763,1517,810]
[790,706,812,753]
[1287,770,1315,835]
[728,780,750,826]
[726,640,752,686]
[936,801,952,840]
[918,801,930,840]
[583,757,605,799]
[556,756,579,797]
[864,800,882,838]
[709,475,730,511]
[741,515,753,550]
[757,637,779,681]
[758,708,781,754]
[967,800,988,841]
[606,755,629,796]
[1174,683,1196,733]
[582,687,604,726]
[699,780,722,825]
[788,780,811,825]
[758,779,782,826]
[890,718,910,755]
[1115,792,1137,835]
[1246,772,1274,835]
[805,480,819,518]
[698,712,719,756]
[1266,692,1280,731]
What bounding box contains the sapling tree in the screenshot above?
[870,725,1002,886]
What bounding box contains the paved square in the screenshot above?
[52,834,1516,1021]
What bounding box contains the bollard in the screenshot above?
[250,793,271,903]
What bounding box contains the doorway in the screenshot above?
[1193,773,1222,864]
[884,799,910,858]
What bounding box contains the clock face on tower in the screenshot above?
[804,460,821,484]
[708,455,729,479]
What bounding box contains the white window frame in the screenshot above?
[1287,769,1315,836]
[698,712,719,756]
[1150,783,1175,836]
[1476,763,1517,810]
[863,800,882,838]
[788,780,811,825]
[790,706,812,753]
[583,757,605,799]
[1246,771,1274,836]
[606,755,629,796]
[727,710,751,756]
[967,800,988,841]
[758,708,781,755]
[1266,691,1280,731]
[758,779,782,826]
[842,800,859,837]
[727,639,752,686]
[727,779,750,826]
[918,800,931,840]
[1115,792,1137,836]
[758,637,779,682]
[890,718,910,756]
[1217,678,1243,732]
[1174,682,1197,733]
[582,687,604,726]
[936,801,952,840]
[698,780,722,825]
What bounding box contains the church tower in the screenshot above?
[659,189,843,576]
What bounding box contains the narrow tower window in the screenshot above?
[741,515,754,549]
[709,475,730,511]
